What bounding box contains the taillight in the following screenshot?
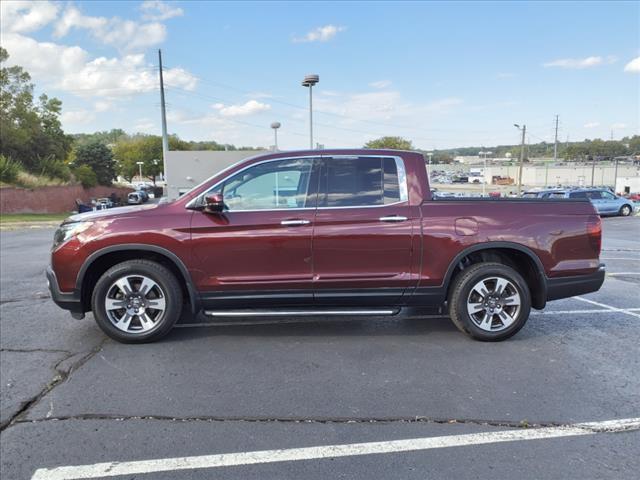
[587,215,602,256]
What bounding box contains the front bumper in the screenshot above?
[546,264,606,302]
[46,266,84,317]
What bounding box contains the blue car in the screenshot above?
[545,188,634,216]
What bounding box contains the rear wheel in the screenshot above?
[91,260,182,343]
[448,262,531,341]
[619,204,632,217]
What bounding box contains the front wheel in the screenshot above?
[619,204,632,217]
[91,260,183,343]
[448,262,531,341]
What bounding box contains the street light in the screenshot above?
[301,74,319,149]
[136,161,144,182]
[270,122,281,151]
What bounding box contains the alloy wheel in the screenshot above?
[104,275,166,334]
[466,276,521,332]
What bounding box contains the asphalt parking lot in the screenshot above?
[1,216,639,479]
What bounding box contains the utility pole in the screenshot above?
[613,157,619,192]
[591,155,596,186]
[158,49,169,190]
[553,114,559,163]
[514,124,526,195]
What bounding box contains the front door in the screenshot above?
[312,155,415,305]
[190,156,320,307]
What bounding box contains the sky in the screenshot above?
[1,0,639,150]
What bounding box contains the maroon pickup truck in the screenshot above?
[47,149,605,343]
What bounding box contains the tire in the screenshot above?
[619,204,632,217]
[448,262,531,342]
[91,260,183,343]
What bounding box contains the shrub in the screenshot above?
[35,155,72,182]
[0,155,23,184]
[73,165,98,188]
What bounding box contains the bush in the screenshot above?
[35,155,72,182]
[73,165,98,188]
[0,155,22,184]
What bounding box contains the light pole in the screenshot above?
[136,161,144,182]
[514,124,526,195]
[426,152,433,180]
[270,122,281,151]
[301,74,319,149]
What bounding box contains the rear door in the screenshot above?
[311,155,414,305]
[598,190,619,214]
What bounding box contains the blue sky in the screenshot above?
[2,0,638,150]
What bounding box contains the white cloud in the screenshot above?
[212,100,271,117]
[583,122,600,128]
[134,119,156,133]
[611,123,627,130]
[94,100,112,112]
[61,109,95,125]
[293,25,345,43]
[139,1,184,21]
[369,80,392,89]
[53,6,166,52]
[624,56,640,73]
[2,32,197,98]
[0,0,59,34]
[543,56,616,69]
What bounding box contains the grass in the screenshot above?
[0,213,71,224]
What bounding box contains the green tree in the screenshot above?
[74,141,116,186]
[364,136,414,150]
[114,134,190,184]
[0,47,72,173]
[73,164,97,188]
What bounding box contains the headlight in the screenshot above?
[52,221,93,249]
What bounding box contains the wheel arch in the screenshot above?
[443,242,547,309]
[77,244,199,314]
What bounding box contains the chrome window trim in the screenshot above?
[186,154,409,212]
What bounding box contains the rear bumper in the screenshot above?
[546,264,606,302]
[46,266,84,315]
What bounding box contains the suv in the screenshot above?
[546,189,634,216]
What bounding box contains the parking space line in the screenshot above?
[31,418,640,480]
[575,297,640,318]
[607,272,640,276]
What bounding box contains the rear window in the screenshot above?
[569,192,588,199]
[320,157,401,207]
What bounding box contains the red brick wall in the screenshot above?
[0,185,134,214]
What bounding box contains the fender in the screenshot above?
[76,243,200,313]
[440,241,547,309]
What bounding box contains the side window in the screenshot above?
[320,157,402,208]
[569,191,588,199]
[600,191,615,200]
[211,158,316,211]
[586,191,602,200]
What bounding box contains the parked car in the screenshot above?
[545,189,634,216]
[127,190,149,205]
[48,149,605,343]
[522,189,562,199]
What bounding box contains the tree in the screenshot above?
[114,134,191,184]
[0,47,72,173]
[74,141,116,186]
[364,136,414,150]
[73,164,97,188]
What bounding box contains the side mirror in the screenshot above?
[204,193,225,212]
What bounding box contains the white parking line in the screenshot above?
[575,297,640,318]
[607,272,640,276]
[31,417,640,480]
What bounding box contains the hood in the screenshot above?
[65,203,161,223]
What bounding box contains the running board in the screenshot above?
[203,309,400,318]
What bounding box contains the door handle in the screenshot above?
[280,219,311,226]
[379,215,408,222]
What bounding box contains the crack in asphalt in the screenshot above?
[0,339,107,432]
[0,294,51,305]
[14,414,559,429]
[0,348,71,354]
